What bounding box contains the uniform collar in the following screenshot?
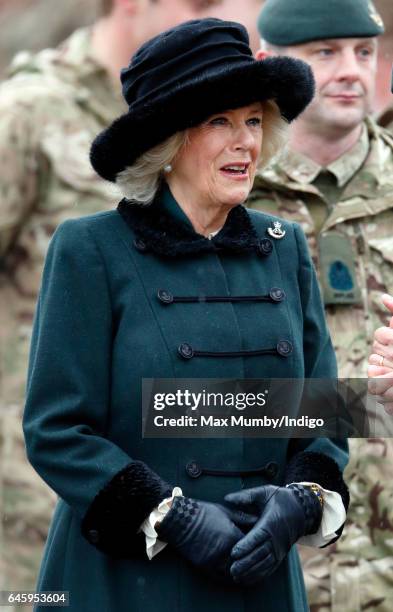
[117,183,260,257]
[279,123,369,188]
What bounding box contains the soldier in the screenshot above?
[0,0,264,593]
[248,0,393,610]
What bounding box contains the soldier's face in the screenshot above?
[282,37,377,133]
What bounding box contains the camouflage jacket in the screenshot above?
[248,117,393,611]
[249,117,393,378]
[0,27,126,404]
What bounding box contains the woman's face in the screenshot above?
[168,103,263,210]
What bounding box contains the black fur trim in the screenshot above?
[284,451,350,545]
[117,193,260,257]
[90,57,315,182]
[81,460,173,558]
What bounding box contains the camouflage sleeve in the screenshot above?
[0,99,41,258]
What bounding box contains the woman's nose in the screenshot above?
[233,126,255,150]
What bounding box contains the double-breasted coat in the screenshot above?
[23,185,349,611]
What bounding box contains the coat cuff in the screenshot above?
[284,451,350,543]
[81,460,174,558]
[139,487,183,560]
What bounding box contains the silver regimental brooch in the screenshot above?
[267,221,286,239]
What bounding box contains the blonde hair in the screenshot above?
[116,100,288,205]
[258,99,289,169]
[116,131,189,205]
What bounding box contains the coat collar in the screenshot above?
[117,183,261,257]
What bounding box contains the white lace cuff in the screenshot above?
[287,481,346,547]
[138,486,183,560]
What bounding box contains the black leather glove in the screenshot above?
[156,495,258,583]
[224,484,323,586]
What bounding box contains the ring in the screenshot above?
[379,355,385,367]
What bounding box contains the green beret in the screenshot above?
[258,0,384,46]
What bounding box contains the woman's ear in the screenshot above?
[255,49,271,61]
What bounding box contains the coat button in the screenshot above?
[277,340,293,357]
[133,238,148,252]
[270,287,285,302]
[265,461,279,478]
[88,529,100,544]
[258,238,273,256]
[157,289,173,304]
[178,343,194,359]
[185,461,202,478]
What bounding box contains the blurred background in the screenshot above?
[0,0,99,76]
[0,1,393,611]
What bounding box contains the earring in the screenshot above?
[164,164,173,173]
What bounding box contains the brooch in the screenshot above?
[267,221,286,240]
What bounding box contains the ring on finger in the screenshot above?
[378,355,385,367]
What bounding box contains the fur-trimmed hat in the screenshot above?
[90,18,315,182]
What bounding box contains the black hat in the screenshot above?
[258,0,384,46]
[90,18,315,182]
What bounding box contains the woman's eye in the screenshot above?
[247,117,262,127]
[209,117,228,126]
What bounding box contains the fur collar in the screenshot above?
[117,191,260,257]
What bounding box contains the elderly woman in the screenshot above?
[23,18,349,612]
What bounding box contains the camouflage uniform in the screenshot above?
[0,27,125,592]
[0,26,126,404]
[248,116,393,611]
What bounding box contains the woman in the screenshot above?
[23,18,349,612]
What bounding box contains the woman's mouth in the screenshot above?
[220,162,250,180]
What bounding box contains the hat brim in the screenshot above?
[90,56,314,182]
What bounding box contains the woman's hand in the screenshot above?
[368,294,393,415]
[224,484,322,586]
[156,495,257,583]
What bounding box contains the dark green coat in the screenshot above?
[23,186,349,612]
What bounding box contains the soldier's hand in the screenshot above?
[368,294,393,415]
